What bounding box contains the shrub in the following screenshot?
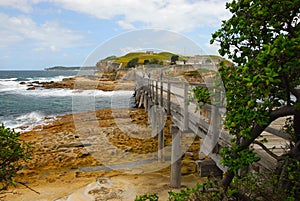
[135,193,159,201]
[0,124,32,190]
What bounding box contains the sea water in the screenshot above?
[0,70,134,132]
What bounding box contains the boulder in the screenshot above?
[27,86,36,90]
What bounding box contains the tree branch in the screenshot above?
[239,105,296,151]
[270,105,297,122]
[290,88,300,100]
[253,140,280,160]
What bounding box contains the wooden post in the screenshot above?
[149,80,152,100]
[167,81,171,115]
[183,83,189,131]
[152,80,155,102]
[138,90,144,108]
[160,80,163,107]
[144,91,148,111]
[155,81,159,105]
[152,106,157,137]
[170,125,182,188]
[150,80,153,101]
[201,105,220,156]
[158,109,164,162]
[148,96,153,123]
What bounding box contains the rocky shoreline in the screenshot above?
[3,73,203,201]
[20,71,136,91]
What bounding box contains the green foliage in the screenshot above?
[283,117,296,141]
[170,55,179,65]
[168,188,193,201]
[168,181,222,201]
[135,172,300,200]
[227,169,300,201]
[210,0,300,191]
[190,73,225,110]
[102,55,117,61]
[114,51,174,67]
[135,193,159,201]
[0,124,32,190]
[126,57,139,68]
[191,86,211,109]
[221,147,260,174]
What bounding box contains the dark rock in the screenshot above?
[27,87,36,90]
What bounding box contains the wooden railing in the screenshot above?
[134,69,291,188]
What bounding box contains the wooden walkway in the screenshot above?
[134,69,291,188]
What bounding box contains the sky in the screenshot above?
[0,0,231,70]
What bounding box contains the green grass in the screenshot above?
[104,51,176,67]
[100,51,232,68]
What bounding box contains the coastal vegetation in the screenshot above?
[211,0,299,198]
[136,0,299,200]
[0,125,32,191]
[100,51,181,68]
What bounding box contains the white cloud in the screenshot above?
[50,0,230,32]
[0,0,230,49]
[117,20,135,30]
[0,0,36,13]
[0,13,84,51]
[119,46,141,55]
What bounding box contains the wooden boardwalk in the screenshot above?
[134,69,291,187]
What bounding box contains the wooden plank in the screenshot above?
[158,108,165,162]
[160,80,163,106]
[167,81,171,115]
[184,83,189,130]
[265,126,291,141]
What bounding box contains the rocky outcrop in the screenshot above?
[5,107,201,201]
[21,72,135,91]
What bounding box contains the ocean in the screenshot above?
[0,70,135,132]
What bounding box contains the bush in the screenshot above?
[135,193,159,201]
[126,57,139,68]
[0,124,32,190]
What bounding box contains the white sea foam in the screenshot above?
[0,80,28,92]
[0,75,74,94]
[0,78,18,81]
[0,74,134,98]
[14,87,133,97]
[28,75,73,82]
[2,111,56,133]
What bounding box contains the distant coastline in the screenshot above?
[45,66,97,71]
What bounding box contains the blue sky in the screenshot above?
[0,0,230,70]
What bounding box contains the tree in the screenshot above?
[171,55,179,65]
[143,59,149,65]
[0,124,32,190]
[210,0,300,197]
[149,58,159,64]
[126,57,139,68]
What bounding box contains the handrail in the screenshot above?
[135,69,290,173]
[136,70,290,141]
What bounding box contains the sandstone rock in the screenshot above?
[182,159,197,175]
